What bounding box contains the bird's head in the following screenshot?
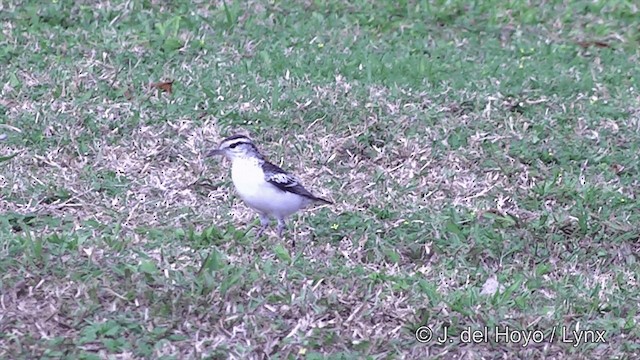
[207,134,261,160]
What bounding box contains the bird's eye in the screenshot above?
[229,143,239,149]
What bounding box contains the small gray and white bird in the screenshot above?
[208,134,332,238]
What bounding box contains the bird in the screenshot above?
[207,134,332,239]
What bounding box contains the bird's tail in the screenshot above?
[313,196,333,205]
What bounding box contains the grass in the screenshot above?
[1,0,639,358]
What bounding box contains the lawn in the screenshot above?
[1,0,639,358]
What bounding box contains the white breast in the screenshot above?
[230,158,309,218]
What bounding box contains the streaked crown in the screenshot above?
[220,134,253,148]
[208,134,262,159]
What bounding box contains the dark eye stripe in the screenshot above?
[229,142,240,148]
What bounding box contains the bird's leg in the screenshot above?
[256,213,270,238]
[276,218,287,239]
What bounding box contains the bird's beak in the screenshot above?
[207,149,223,157]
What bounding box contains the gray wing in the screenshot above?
[262,161,324,201]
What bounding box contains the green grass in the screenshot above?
[1,0,639,358]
